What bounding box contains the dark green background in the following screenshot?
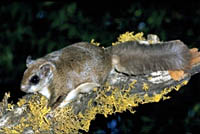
[0,1,200,134]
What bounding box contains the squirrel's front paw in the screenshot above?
[48,95,66,109]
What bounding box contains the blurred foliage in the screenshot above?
[0,1,200,134]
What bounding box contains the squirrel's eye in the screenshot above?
[30,75,40,85]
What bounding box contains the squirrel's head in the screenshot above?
[21,56,55,94]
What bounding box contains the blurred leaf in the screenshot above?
[59,23,69,31]
[141,116,152,122]
[51,8,67,29]
[140,125,153,134]
[135,9,142,17]
[193,103,200,113]
[43,2,55,6]
[10,3,20,18]
[67,3,76,16]
[0,47,13,70]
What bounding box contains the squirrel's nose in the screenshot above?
[21,85,27,92]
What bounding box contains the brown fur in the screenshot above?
[47,42,112,107]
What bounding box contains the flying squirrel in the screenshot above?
[21,40,200,109]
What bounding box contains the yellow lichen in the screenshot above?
[17,98,26,107]
[5,92,11,98]
[129,80,137,89]
[27,95,51,131]
[112,32,145,46]
[182,80,189,85]
[163,96,171,100]
[2,95,51,134]
[143,83,149,91]
[153,94,163,102]
[6,103,14,111]
[174,80,188,91]
[90,39,100,46]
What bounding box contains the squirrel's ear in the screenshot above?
[26,56,35,67]
[39,62,55,77]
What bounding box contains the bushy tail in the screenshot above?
[110,40,191,75]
